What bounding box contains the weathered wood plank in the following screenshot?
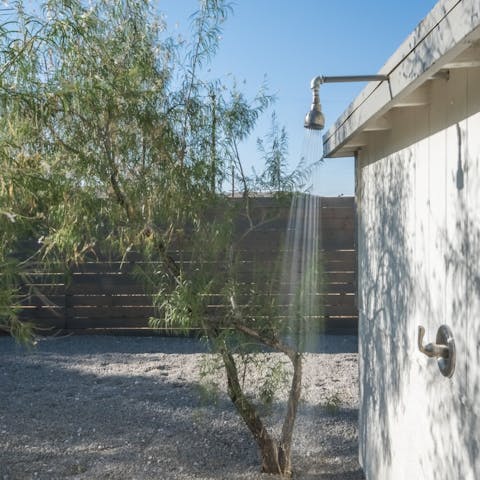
[16,295,66,307]
[325,271,356,283]
[323,304,358,316]
[66,316,151,329]
[67,275,149,295]
[319,197,355,208]
[19,285,66,296]
[71,295,154,307]
[19,308,66,329]
[72,306,155,319]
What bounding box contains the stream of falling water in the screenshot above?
[281,129,325,352]
[301,129,324,174]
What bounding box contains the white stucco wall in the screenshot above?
[356,66,480,479]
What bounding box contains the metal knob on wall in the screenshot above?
[418,325,456,378]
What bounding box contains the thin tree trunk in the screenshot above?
[220,347,298,476]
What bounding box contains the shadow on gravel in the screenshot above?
[1,351,257,478]
[299,470,364,480]
[0,336,360,480]
[1,332,357,356]
[301,334,358,354]
[21,334,211,354]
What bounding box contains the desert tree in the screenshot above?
[0,1,320,476]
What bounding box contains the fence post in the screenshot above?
[64,265,73,331]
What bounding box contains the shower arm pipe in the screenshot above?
[304,74,389,131]
[311,74,389,88]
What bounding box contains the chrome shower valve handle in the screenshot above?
[417,325,456,378]
[418,326,449,358]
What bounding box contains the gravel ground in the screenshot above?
[0,335,362,480]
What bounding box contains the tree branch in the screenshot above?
[102,118,134,221]
[231,138,249,199]
[229,295,297,361]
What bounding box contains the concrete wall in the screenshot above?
[357,67,480,479]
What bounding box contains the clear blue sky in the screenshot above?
[160,0,438,196]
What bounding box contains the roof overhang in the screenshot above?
[323,0,480,158]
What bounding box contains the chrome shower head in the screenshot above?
[304,77,325,130]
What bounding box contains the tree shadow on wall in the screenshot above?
[358,150,417,475]
[359,119,480,479]
[421,122,480,480]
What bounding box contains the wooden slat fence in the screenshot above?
[16,196,357,334]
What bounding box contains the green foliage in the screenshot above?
[150,274,208,333]
[197,353,224,406]
[323,392,342,415]
[259,361,287,407]
[0,257,34,345]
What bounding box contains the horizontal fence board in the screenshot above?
[231,215,354,233]
[166,251,355,269]
[19,308,66,329]
[70,295,154,307]
[321,239,355,250]
[63,276,354,292]
[324,283,355,294]
[29,319,66,329]
[200,307,357,317]
[323,317,358,333]
[19,285,66,296]
[325,272,356,283]
[18,273,65,283]
[65,315,359,332]
[232,235,356,250]
[18,306,65,317]
[323,305,357,316]
[65,245,354,267]
[66,317,150,329]
[235,228,354,245]
[320,210,355,220]
[72,306,155,319]
[323,294,356,307]
[67,275,149,295]
[17,295,66,307]
[319,197,354,208]
[72,262,157,274]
